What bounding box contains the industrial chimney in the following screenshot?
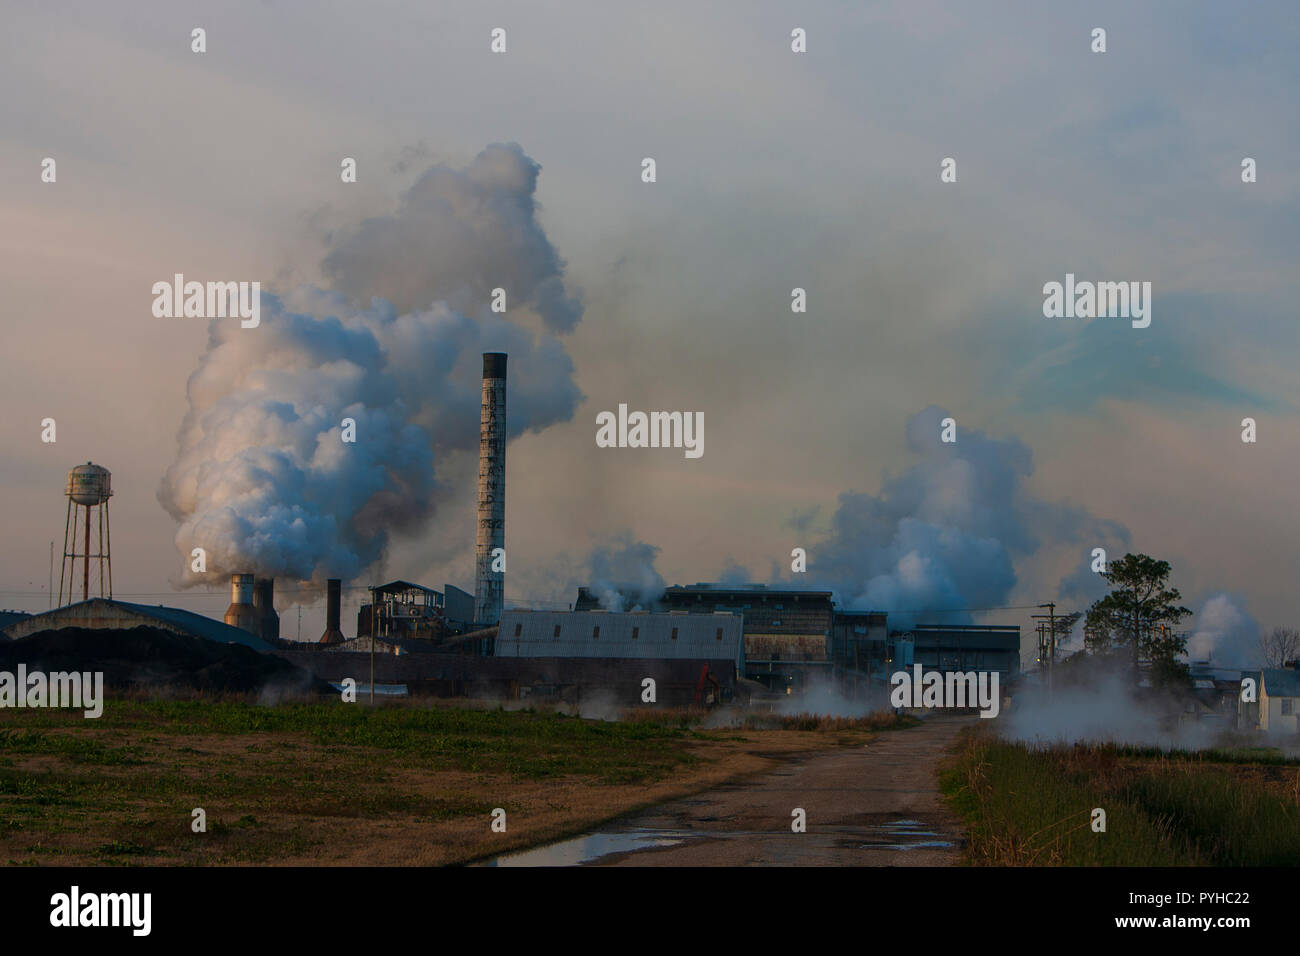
[253,577,279,642]
[224,573,260,635]
[319,578,345,645]
[474,353,507,635]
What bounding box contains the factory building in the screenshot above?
[900,625,1022,678]
[496,609,744,674]
[574,583,1022,692]
[356,580,475,642]
[659,584,834,691]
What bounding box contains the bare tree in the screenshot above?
[1260,627,1300,667]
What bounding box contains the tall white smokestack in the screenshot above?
[475,353,507,633]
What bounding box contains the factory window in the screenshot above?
[593,626,600,640]
[553,624,561,638]
[671,628,678,641]
[1284,699,1295,716]
[514,623,522,637]
[716,628,723,641]
[632,627,639,640]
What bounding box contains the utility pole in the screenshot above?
[1048,602,1056,690]
[1033,602,1057,691]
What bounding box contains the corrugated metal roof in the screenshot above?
[3,600,272,651]
[113,602,272,650]
[370,580,442,596]
[0,611,30,635]
[496,610,743,667]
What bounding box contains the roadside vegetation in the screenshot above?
[940,729,1300,865]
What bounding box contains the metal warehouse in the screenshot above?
[495,609,744,671]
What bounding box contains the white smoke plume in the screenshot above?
[587,534,666,611]
[1003,667,1220,751]
[773,675,890,718]
[1186,593,1260,670]
[159,144,583,585]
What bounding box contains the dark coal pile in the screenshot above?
[0,627,333,695]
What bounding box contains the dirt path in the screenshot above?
[493,714,974,867]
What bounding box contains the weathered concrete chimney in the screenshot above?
[223,573,260,635]
[253,577,279,642]
[474,352,506,633]
[319,578,345,645]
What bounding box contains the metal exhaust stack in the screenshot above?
[319,578,345,645]
[253,577,279,642]
[474,352,506,640]
[223,573,260,635]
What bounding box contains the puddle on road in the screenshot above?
[483,829,688,866]
[850,818,955,851]
[482,818,952,865]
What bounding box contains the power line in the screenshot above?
[0,585,374,597]
[885,604,1049,615]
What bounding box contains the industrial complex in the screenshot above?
[1,351,1027,711]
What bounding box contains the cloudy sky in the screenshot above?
[2,1,1296,664]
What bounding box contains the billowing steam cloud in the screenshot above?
[322,143,583,331]
[159,144,583,584]
[1002,666,1220,750]
[1186,593,1260,669]
[577,408,1131,625]
[587,534,666,611]
[808,407,1129,628]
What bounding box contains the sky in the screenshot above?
[1,0,1296,665]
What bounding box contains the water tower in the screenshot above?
[59,462,113,604]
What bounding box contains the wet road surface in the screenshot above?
[486,714,971,866]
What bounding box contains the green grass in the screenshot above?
[0,699,702,782]
[0,697,727,864]
[940,732,1300,866]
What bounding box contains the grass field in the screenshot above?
[0,696,908,866]
[939,729,1300,866]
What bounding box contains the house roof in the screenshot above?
[1262,668,1300,698]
